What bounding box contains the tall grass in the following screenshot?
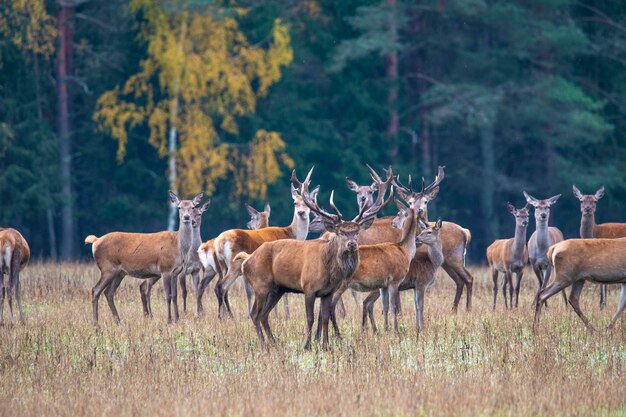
[0,263,624,416]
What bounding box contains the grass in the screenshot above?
[0,262,624,416]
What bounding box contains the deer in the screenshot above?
[361,218,444,332]
[573,185,626,310]
[325,197,419,334]
[85,191,205,324]
[486,203,529,309]
[139,200,210,317]
[392,167,474,312]
[534,238,626,332]
[212,168,314,318]
[0,228,30,324]
[237,175,391,350]
[195,202,272,316]
[523,192,564,305]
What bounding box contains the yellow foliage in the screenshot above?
[93,0,293,197]
[0,0,57,59]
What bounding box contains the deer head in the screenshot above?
[415,218,443,245]
[169,191,204,226]
[191,200,211,229]
[290,167,315,221]
[507,202,530,228]
[346,164,393,211]
[246,202,271,230]
[393,166,445,219]
[523,192,561,223]
[573,185,604,217]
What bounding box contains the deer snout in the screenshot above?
[540,213,547,220]
[521,220,528,227]
[360,196,366,203]
[297,210,306,218]
[347,241,358,252]
[183,214,191,221]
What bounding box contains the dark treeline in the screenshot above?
[1,0,626,263]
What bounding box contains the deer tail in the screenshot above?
[84,235,99,245]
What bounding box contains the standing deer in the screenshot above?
[392,167,474,311]
[139,200,210,317]
[573,185,626,310]
[212,168,313,318]
[361,218,444,332]
[85,191,204,324]
[0,228,30,324]
[195,202,274,316]
[534,238,626,332]
[523,192,564,304]
[239,177,390,350]
[486,203,529,308]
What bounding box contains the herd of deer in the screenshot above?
[1,165,625,348]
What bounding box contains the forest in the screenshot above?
[2,0,626,262]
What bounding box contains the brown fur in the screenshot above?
[0,228,30,324]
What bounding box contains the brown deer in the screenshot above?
[328,200,420,334]
[573,185,626,310]
[534,238,626,332]
[139,200,210,317]
[85,191,204,324]
[239,177,391,349]
[361,218,444,332]
[523,192,564,304]
[212,168,314,318]
[392,167,474,312]
[0,228,30,324]
[486,203,529,309]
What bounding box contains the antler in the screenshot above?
[291,166,315,191]
[423,166,445,194]
[355,169,394,223]
[300,181,339,223]
[393,174,412,198]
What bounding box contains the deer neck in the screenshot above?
[427,238,444,268]
[512,224,527,261]
[189,225,202,257]
[289,211,309,241]
[400,210,418,259]
[580,213,595,238]
[324,236,360,281]
[534,220,551,252]
[177,221,194,256]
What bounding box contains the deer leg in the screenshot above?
[6,269,14,325]
[283,294,290,320]
[243,278,254,316]
[607,284,626,330]
[0,271,5,325]
[502,272,509,309]
[381,288,390,331]
[179,273,188,313]
[260,289,284,343]
[318,295,333,349]
[491,269,498,310]
[534,279,573,330]
[11,267,24,325]
[92,270,119,325]
[104,274,124,324]
[315,299,323,341]
[389,284,401,334]
[251,292,268,345]
[362,290,380,333]
[163,273,174,324]
[140,281,150,317]
[514,270,523,308]
[414,286,426,331]
[600,285,607,311]
[351,290,361,309]
[441,263,464,313]
[303,293,316,351]
[568,280,596,332]
[197,269,215,315]
[171,270,180,322]
[335,296,347,319]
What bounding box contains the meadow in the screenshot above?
[0,262,624,417]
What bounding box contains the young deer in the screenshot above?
[0,228,30,324]
[362,219,444,332]
[393,167,474,312]
[139,200,210,317]
[85,191,204,324]
[196,202,271,315]
[486,203,529,309]
[534,238,626,332]
[240,178,391,350]
[573,185,626,310]
[328,198,419,334]
[212,168,313,318]
[524,192,564,304]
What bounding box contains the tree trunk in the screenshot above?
[56,5,75,260]
[480,122,499,249]
[385,0,399,164]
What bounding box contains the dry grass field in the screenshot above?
[0,262,624,417]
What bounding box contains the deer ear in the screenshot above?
[418,219,428,230]
[572,185,583,200]
[523,191,538,207]
[310,185,320,202]
[595,186,605,200]
[546,194,561,205]
[200,200,211,212]
[395,199,405,213]
[322,219,337,233]
[425,186,440,200]
[359,216,376,231]
[506,202,516,214]
[264,201,271,216]
[169,190,180,205]
[345,178,359,192]
[245,203,258,218]
[192,192,204,206]
[435,218,442,230]
[291,183,298,200]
